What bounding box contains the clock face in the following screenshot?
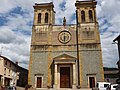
[58,31,71,44]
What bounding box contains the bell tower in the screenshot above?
[28,2,55,86]
[33,2,55,25]
[75,0,104,88]
[75,0,101,43]
[31,2,55,46]
[75,0,97,23]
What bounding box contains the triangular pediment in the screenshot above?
[53,54,77,61]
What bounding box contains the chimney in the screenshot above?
[16,61,18,65]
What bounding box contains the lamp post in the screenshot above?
[113,35,120,84]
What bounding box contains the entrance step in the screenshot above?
[16,87,92,90]
[34,88,92,90]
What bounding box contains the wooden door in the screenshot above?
[89,77,95,88]
[37,77,42,88]
[60,67,70,88]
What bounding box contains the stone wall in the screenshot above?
[30,52,48,88]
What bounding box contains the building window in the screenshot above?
[4,68,6,75]
[37,77,42,88]
[45,13,49,23]
[89,10,93,22]
[9,70,10,76]
[38,13,41,23]
[5,61,7,65]
[81,10,85,22]
[10,63,11,67]
[35,76,43,88]
[89,77,95,88]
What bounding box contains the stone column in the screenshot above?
[73,63,76,89]
[54,64,57,89]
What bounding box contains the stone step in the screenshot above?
[16,87,92,90]
[34,88,92,90]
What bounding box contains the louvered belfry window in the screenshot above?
[45,13,49,23]
[81,10,85,22]
[89,10,93,22]
[38,13,41,23]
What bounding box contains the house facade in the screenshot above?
[29,0,104,89]
[0,56,28,87]
[104,67,118,83]
[0,56,19,86]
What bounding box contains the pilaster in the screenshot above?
[53,64,58,89]
[72,63,77,89]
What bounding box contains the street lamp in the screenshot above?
[113,34,120,84]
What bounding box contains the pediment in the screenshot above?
[53,54,77,61]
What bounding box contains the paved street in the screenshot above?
[16,87,92,90]
[37,88,92,90]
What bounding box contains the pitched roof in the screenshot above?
[0,55,28,71]
[113,34,120,42]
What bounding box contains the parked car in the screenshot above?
[106,84,118,90]
[96,82,110,90]
[5,86,17,90]
[115,84,120,90]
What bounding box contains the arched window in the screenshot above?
[81,10,85,22]
[45,13,49,23]
[38,13,41,23]
[89,10,93,22]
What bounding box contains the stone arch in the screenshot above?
[38,13,41,23]
[81,10,85,22]
[45,12,49,23]
[89,10,93,22]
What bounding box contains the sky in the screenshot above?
[0,0,120,69]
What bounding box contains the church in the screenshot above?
[28,0,104,89]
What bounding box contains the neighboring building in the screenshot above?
[16,64,28,87]
[29,0,104,89]
[113,34,120,59]
[104,67,118,83]
[0,56,28,87]
[113,35,120,80]
[103,35,120,84]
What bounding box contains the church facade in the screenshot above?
[28,0,104,89]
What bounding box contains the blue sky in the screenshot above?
[0,0,120,69]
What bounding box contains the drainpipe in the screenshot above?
[76,10,80,88]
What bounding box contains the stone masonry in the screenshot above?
[28,0,104,89]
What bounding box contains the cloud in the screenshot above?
[100,32,119,67]
[0,35,31,69]
[96,0,120,67]
[54,0,76,24]
[0,0,17,14]
[0,26,26,44]
[5,13,32,32]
